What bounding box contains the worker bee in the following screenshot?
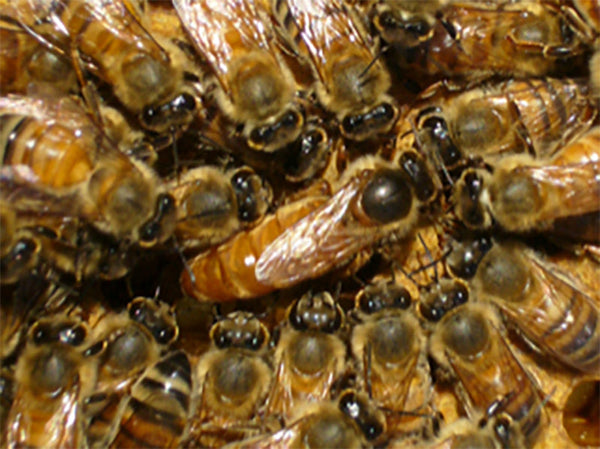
[255,152,440,290]
[468,241,600,375]
[173,0,304,152]
[271,0,398,141]
[228,389,386,449]
[266,290,347,421]
[84,296,179,448]
[370,1,590,78]
[5,314,100,449]
[109,350,195,449]
[188,311,272,448]
[351,276,432,436]
[9,0,198,134]
[398,77,597,177]
[168,165,272,251]
[453,126,600,243]
[0,19,77,95]
[0,94,177,247]
[428,302,544,449]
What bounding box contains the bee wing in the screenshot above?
[528,163,600,217]
[0,165,85,220]
[284,0,371,80]
[256,176,380,288]
[174,0,277,92]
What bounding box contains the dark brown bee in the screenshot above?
[266,290,347,421]
[370,0,590,79]
[189,311,272,448]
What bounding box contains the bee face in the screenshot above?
[209,311,270,351]
[288,291,344,333]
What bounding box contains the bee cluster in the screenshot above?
[0,0,599,448]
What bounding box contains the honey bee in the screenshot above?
[225,389,386,449]
[255,152,439,290]
[468,241,600,375]
[398,77,597,176]
[188,311,272,448]
[10,0,198,133]
[84,296,179,448]
[168,165,272,251]
[351,276,432,436]
[0,19,77,95]
[453,126,600,242]
[0,94,177,247]
[370,0,590,78]
[182,152,438,302]
[271,0,398,141]
[109,350,195,449]
[266,290,347,421]
[428,302,544,449]
[6,314,100,449]
[173,0,304,152]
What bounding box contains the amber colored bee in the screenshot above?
[468,241,600,375]
[270,0,398,140]
[5,315,100,449]
[351,277,432,436]
[255,152,439,290]
[428,302,544,449]
[0,20,77,95]
[84,296,179,448]
[370,0,590,78]
[266,291,347,421]
[174,0,304,152]
[453,126,600,243]
[9,0,198,133]
[168,165,272,251]
[226,390,386,449]
[188,311,272,448]
[0,94,177,247]
[109,350,194,449]
[397,77,597,175]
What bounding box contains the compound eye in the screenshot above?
[128,300,148,323]
[400,152,436,202]
[154,325,177,345]
[174,92,196,112]
[13,238,38,262]
[157,194,175,216]
[404,19,431,38]
[31,322,52,345]
[141,106,159,128]
[245,329,266,351]
[249,125,275,147]
[359,293,382,314]
[281,110,300,128]
[139,221,160,245]
[214,330,232,349]
[361,169,412,224]
[393,287,412,309]
[341,113,363,136]
[60,324,87,346]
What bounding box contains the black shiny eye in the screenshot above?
[13,239,37,261]
[361,169,412,224]
[129,301,147,323]
[215,331,231,349]
[405,20,430,37]
[245,331,265,351]
[157,194,175,216]
[372,103,395,122]
[141,106,159,127]
[400,152,436,202]
[32,323,51,345]
[393,287,412,309]
[464,172,483,201]
[281,111,299,128]
[173,93,196,112]
[60,324,87,346]
[379,11,398,30]
[359,293,382,314]
[450,284,469,307]
[305,129,324,146]
[140,221,160,242]
[154,325,176,345]
[421,304,444,322]
[341,114,363,135]
[250,125,274,145]
[232,171,260,223]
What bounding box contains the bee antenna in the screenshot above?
[417,232,438,283]
[153,285,161,302]
[358,47,385,83]
[394,261,424,290]
[334,282,343,301]
[211,303,223,321]
[352,274,367,287]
